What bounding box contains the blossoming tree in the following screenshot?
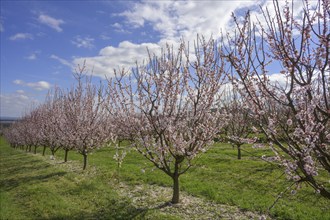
[38,87,66,158]
[61,66,112,170]
[221,87,256,159]
[107,37,228,204]
[223,0,330,198]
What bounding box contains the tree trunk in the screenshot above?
[237,145,241,160]
[307,174,330,199]
[171,174,180,204]
[34,146,37,154]
[83,153,87,170]
[320,188,330,199]
[48,150,55,160]
[42,146,46,156]
[171,159,181,204]
[64,149,69,162]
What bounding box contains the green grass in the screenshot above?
[110,143,330,220]
[0,139,173,219]
[1,137,329,219]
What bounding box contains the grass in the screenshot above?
[0,139,151,219]
[1,137,329,219]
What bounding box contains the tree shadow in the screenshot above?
[0,171,67,191]
[46,198,175,220]
[1,162,51,177]
[46,201,148,220]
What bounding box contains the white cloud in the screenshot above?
[0,90,39,117]
[100,34,111,40]
[72,1,261,79]
[26,53,37,60]
[9,33,33,41]
[13,80,24,85]
[112,22,122,29]
[38,14,64,32]
[25,51,40,60]
[248,0,310,34]
[13,79,51,91]
[50,54,74,68]
[72,36,95,49]
[72,1,312,81]
[111,22,130,33]
[269,73,288,87]
[73,41,160,78]
[119,1,259,42]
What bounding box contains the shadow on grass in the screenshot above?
[46,201,148,220]
[47,199,174,219]
[1,154,42,165]
[1,161,51,176]
[0,171,67,191]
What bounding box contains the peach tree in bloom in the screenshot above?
[3,119,26,150]
[61,66,112,170]
[221,87,256,159]
[223,0,329,198]
[3,108,43,154]
[39,87,66,158]
[24,108,44,154]
[107,37,228,204]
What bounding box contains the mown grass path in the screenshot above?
[1,137,329,219]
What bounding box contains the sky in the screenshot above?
[0,0,308,118]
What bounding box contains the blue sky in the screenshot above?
[0,0,306,118]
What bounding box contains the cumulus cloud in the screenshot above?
[119,1,258,42]
[72,36,95,49]
[72,1,309,80]
[38,14,64,32]
[269,73,288,87]
[247,0,312,35]
[13,79,51,91]
[72,1,262,79]
[9,33,33,41]
[0,90,39,118]
[73,41,160,78]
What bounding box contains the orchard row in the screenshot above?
[3,0,329,202]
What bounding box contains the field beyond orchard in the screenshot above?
[0,137,329,220]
